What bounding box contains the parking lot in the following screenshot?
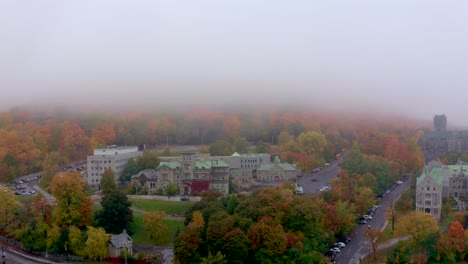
[10,174,41,196]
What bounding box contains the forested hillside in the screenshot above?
[0,107,427,182]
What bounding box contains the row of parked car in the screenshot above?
[327,237,351,259]
[12,175,40,185]
[358,205,378,224]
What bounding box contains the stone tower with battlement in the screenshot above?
[434,114,447,132]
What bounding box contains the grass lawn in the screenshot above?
[129,198,195,215]
[132,212,185,245]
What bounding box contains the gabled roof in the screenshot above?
[417,167,444,187]
[109,230,132,249]
[158,161,180,170]
[258,161,297,171]
[232,152,241,157]
[131,169,157,180]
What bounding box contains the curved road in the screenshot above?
[335,176,412,264]
[1,248,61,264]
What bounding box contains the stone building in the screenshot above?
[130,169,157,194]
[416,159,468,221]
[415,161,444,221]
[257,156,300,183]
[147,152,301,195]
[420,115,468,161]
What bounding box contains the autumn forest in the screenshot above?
[1,106,460,263]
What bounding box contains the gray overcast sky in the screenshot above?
[1,1,468,125]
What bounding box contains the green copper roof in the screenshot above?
[448,165,468,176]
[417,167,444,187]
[258,162,297,171]
[158,161,180,169]
[194,160,211,169]
[232,152,241,157]
[212,160,230,167]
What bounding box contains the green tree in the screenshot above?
[84,226,109,261]
[247,216,288,254]
[143,211,168,244]
[233,137,249,153]
[120,158,140,183]
[137,150,160,170]
[221,228,249,264]
[206,211,234,251]
[396,211,439,244]
[200,251,227,264]
[166,183,179,198]
[100,168,116,194]
[0,186,19,231]
[174,211,205,263]
[68,225,84,256]
[162,146,171,156]
[297,131,327,156]
[95,190,134,235]
[255,141,271,154]
[49,172,93,228]
[209,140,233,156]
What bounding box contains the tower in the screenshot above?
[434,114,447,132]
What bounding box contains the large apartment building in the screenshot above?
[86,145,142,189]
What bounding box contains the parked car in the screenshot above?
[334,242,346,248]
[329,247,341,254]
[295,186,304,195]
[358,219,367,224]
[363,215,372,221]
[180,196,190,201]
[340,237,351,244]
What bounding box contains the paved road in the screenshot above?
[297,159,342,195]
[1,247,60,264]
[335,175,412,264]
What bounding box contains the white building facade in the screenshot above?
[86,146,142,189]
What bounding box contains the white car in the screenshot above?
[295,186,304,195]
[329,247,341,253]
[396,180,403,185]
[320,186,331,192]
[363,215,373,220]
[334,242,346,248]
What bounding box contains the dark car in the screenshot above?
[180,196,190,201]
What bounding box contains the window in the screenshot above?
[425,201,431,206]
[427,187,430,191]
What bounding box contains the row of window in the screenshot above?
[91,160,112,164]
[241,159,262,163]
[90,166,111,171]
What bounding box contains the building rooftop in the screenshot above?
[417,167,444,187]
[109,230,132,249]
[130,169,157,180]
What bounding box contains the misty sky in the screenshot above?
[1,1,468,125]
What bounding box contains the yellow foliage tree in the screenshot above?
[143,211,168,244]
[84,226,109,261]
